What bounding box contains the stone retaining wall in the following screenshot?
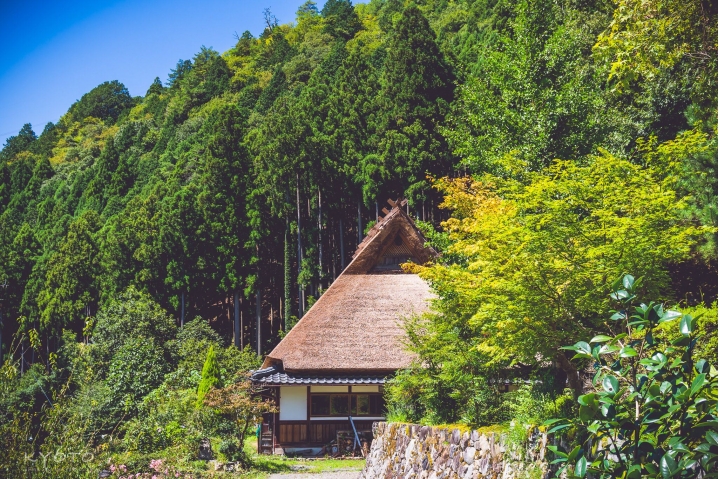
[360,422,551,479]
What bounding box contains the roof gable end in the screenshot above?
[344,199,437,274]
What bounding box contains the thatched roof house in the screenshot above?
[252,200,436,453]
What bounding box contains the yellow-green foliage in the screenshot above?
[664,302,718,367]
[418,152,707,367]
[594,0,716,91]
[196,345,221,407]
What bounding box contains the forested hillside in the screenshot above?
[0,0,717,474]
[1,0,715,362]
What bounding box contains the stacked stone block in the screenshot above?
[360,422,550,479]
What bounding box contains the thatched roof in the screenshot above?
[345,200,437,274]
[261,201,436,374]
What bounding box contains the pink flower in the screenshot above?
[110,465,116,472]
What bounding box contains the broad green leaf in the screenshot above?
[679,314,695,335]
[590,334,613,343]
[652,352,667,364]
[548,423,571,434]
[567,445,581,462]
[600,403,615,417]
[627,464,642,479]
[575,341,591,354]
[660,452,677,479]
[602,376,619,393]
[706,430,718,446]
[547,445,567,458]
[579,405,597,421]
[610,289,629,300]
[647,383,661,399]
[575,456,587,477]
[670,441,691,453]
[693,420,718,429]
[622,274,634,290]
[695,443,711,453]
[658,310,682,324]
[599,344,620,355]
[690,373,706,395]
[620,346,638,357]
[695,359,709,374]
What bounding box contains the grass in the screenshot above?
[231,436,365,478]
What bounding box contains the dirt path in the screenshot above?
[268,472,360,479]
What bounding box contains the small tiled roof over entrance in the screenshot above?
[261,200,436,374]
[251,365,386,386]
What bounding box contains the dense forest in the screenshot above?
[0,0,716,475]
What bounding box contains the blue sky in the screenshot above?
[0,0,324,145]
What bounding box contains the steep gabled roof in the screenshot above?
[344,199,437,274]
[261,200,437,373]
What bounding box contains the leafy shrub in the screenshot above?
[218,438,242,461]
[107,337,169,406]
[122,386,199,454]
[196,345,220,407]
[203,379,277,465]
[92,286,177,368]
[547,276,718,478]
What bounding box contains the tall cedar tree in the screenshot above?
[374,6,455,206]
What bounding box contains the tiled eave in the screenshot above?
[251,366,386,386]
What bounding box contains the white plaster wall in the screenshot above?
[279,386,307,420]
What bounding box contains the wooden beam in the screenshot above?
[387,199,396,207]
[382,207,390,215]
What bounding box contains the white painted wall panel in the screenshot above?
[279,386,307,420]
